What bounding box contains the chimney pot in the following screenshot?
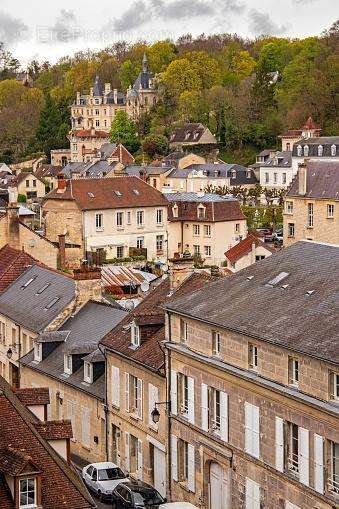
[298,162,307,195]
[57,176,67,193]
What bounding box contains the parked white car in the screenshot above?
[82,461,128,501]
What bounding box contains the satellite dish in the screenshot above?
[140,281,150,293]
[124,300,135,311]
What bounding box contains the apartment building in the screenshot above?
[163,241,339,509]
[166,193,247,266]
[0,376,95,508]
[283,160,339,246]
[15,172,46,200]
[20,300,127,464]
[0,264,101,386]
[258,151,293,190]
[291,136,339,174]
[100,271,212,497]
[43,176,169,265]
[278,116,321,152]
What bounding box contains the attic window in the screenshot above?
[131,322,140,347]
[246,275,254,281]
[303,145,309,156]
[33,342,42,362]
[281,284,289,289]
[87,192,94,198]
[84,361,93,383]
[19,477,37,508]
[45,297,60,310]
[64,353,72,375]
[36,283,50,295]
[133,189,140,195]
[306,290,315,296]
[297,145,302,156]
[21,276,37,289]
[317,145,323,156]
[193,131,199,140]
[331,144,337,156]
[184,132,191,140]
[114,190,122,196]
[267,272,289,287]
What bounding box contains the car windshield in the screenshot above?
[98,468,125,481]
[132,487,164,506]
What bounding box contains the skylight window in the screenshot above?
[21,276,37,289]
[114,190,122,196]
[87,192,94,198]
[132,189,139,195]
[36,283,51,295]
[247,275,254,281]
[267,272,290,287]
[306,290,315,296]
[45,297,60,310]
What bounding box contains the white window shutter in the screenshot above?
[298,427,309,486]
[201,383,208,431]
[137,439,143,480]
[125,432,130,472]
[187,376,195,425]
[244,402,252,455]
[125,372,129,412]
[220,391,228,442]
[111,365,120,407]
[171,435,178,481]
[314,433,324,493]
[171,370,177,415]
[148,383,158,427]
[187,444,195,493]
[245,478,260,509]
[137,378,143,418]
[81,406,90,448]
[252,405,259,459]
[275,417,284,472]
[285,502,300,509]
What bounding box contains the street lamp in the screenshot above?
[6,348,13,360]
[151,401,171,424]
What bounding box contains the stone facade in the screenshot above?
[165,314,339,509]
[126,54,157,121]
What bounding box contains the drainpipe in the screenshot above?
[166,311,172,501]
[98,343,109,461]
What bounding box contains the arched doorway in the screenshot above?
[209,462,230,509]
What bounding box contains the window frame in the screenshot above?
[64,353,72,375]
[193,224,200,236]
[307,203,314,228]
[248,343,258,371]
[327,204,334,219]
[116,211,124,228]
[95,212,103,230]
[33,342,42,363]
[289,357,299,387]
[136,210,144,227]
[83,361,93,384]
[180,319,188,342]
[288,222,295,238]
[204,224,211,237]
[212,330,221,356]
[131,322,140,347]
[19,477,36,508]
[156,209,163,225]
[285,201,294,214]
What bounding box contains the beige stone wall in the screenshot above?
[106,352,167,485]
[169,347,338,508]
[167,219,247,266]
[69,135,110,163]
[170,314,335,402]
[18,174,45,198]
[228,244,273,272]
[283,198,339,246]
[43,199,83,248]
[19,223,58,268]
[20,366,106,463]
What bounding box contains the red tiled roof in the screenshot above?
[14,387,50,406]
[0,245,47,292]
[303,116,320,130]
[225,234,274,264]
[100,272,213,371]
[45,176,168,210]
[278,129,302,139]
[0,446,40,476]
[34,420,73,440]
[168,200,245,222]
[71,129,109,138]
[0,377,94,508]
[111,144,135,165]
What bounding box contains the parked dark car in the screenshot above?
[112,480,166,508]
[256,228,273,242]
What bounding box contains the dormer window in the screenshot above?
[317,145,323,156]
[172,204,178,218]
[331,144,337,156]
[197,205,205,219]
[184,132,190,140]
[19,477,36,508]
[84,361,93,384]
[297,145,302,156]
[303,145,309,156]
[33,343,42,363]
[64,354,72,375]
[131,322,140,347]
[246,169,251,179]
[231,169,236,179]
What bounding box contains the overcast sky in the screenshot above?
[0,0,337,65]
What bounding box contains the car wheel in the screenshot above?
[97,490,103,502]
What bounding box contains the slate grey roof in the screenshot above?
[99,142,117,159]
[287,160,339,200]
[260,151,292,168]
[125,165,171,176]
[0,265,75,333]
[168,163,258,185]
[165,192,235,203]
[164,241,339,364]
[20,301,128,399]
[62,160,114,179]
[93,75,104,97]
[292,137,339,157]
[37,331,70,343]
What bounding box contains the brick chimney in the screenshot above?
[58,234,66,268]
[298,162,307,196]
[113,89,118,104]
[56,175,67,193]
[73,265,102,308]
[104,83,111,94]
[7,204,20,249]
[168,257,195,291]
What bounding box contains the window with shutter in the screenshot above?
[81,406,90,448]
[275,417,284,472]
[170,370,178,415]
[220,391,228,442]
[111,365,120,407]
[201,383,208,432]
[187,444,195,493]
[125,432,130,472]
[171,435,178,481]
[136,378,143,419]
[314,434,324,493]
[125,372,130,412]
[148,383,158,428]
[187,376,195,425]
[298,427,309,486]
[245,478,260,509]
[137,439,143,480]
[244,402,259,459]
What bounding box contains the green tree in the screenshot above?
[142,134,168,158]
[110,110,139,153]
[162,58,202,94]
[35,91,69,160]
[149,41,177,73]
